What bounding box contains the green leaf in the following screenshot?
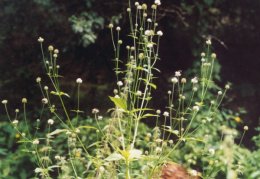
[105,152,124,161]
[78,125,97,130]
[50,91,70,98]
[109,96,127,111]
[140,113,158,120]
[48,129,67,136]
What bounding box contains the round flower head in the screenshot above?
[76,78,83,84]
[171,77,178,83]
[12,120,19,125]
[193,106,200,112]
[225,84,230,89]
[147,43,153,48]
[54,49,59,54]
[44,86,49,90]
[92,108,100,114]
[135,2,139,6]
[22,98,27,104]
[157,30,163,36]
[154,0,161,6]
[201,52,206,57]
[36,77,41,83]
[167,91,171,95]
[108,23,114,29]
[116,26,121,31]
[191,77,198,84]
[243,126,249,131]
[147,18,152,22]
[32,139,39,145]
[127,8,131,12]
[218,91,223,95]
[48,119,54,125]
[211,53,217,59]
[117,81,123,86]
[181,78,187,83]
[163,111,169,117]
[1,100,8,104]
[206,39,212,45]
[41,98,48,104]
[48,45,54,51]
[53,54,58,58]
[155,147,162,153]
[118,40,123,44]
[175,71,181,77]
[98,116,103,120]
[15,109,19,113]
[156,109,161,114]
[136,90,142,96]
[38,37,44,43]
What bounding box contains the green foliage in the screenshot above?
[70,12,105,47]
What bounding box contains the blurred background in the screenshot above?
[0,0,259,152]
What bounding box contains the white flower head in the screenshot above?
[191,77,198,84]
[98,116,103,120]
[118,40,123,44]
[147,18,152,22]
[201,52,206,57]
[225,84,230,89]
[209,148,215,155]
[144,30,150,36]
[41,98,48,104]
[47,119,54,125]
[1,100,8,104]
[116,26,121,31]
[181,78,187,83]
[154,0,161,6]
[12,120,19,125]
[127,8,131,12]
[218,91,223,95]
[37,37,44,43]
[206,39,212,45]
[244,126,249,131]
[108,23,113,29]
[33,139,40,145]
[54,49,59,54]
[211,53,217,59]
[167,91,171,95]
[135,2,139,6]
[163,111,169,117]
[53,54,58,58]
[99,166,105,173]
[22,98,27,104]
[155,147,162,153]
[44,86,49,90]
[193,106,200,112]
[15,109,19,113]
[171,77,178,83]
[76,78,83,84]
[92,108,99,114]
[36,77,41,83]
[175,70,181,77]
[48,45,54,51]
[157,30,163,36]
[117,81,123,87]
[136,90,142,96]
[147,43,153,48]
[190,170,199,177]
[156,109,161,114]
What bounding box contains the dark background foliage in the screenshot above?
[0,0,260,146]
